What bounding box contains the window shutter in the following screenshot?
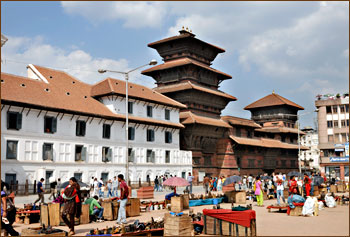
[52,117,57,133]
[131,150,135,163]
[131,127,135,140]
[82,122,86,136]
[49,145,53,161]
[42,143,46,160]
[17,113,22,130]
[151,151,155,163]
[81,147,87,161]
[76,121,79,136]
[151,130,155,142]
[106,125,110,138]
[7,112,10,129]
[106,148,112,162]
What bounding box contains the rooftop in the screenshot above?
[180,111,231,128]
[153,81,236,101]
[221,116,261,128]
[244,92,304,110]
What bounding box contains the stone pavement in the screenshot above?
[12,187,350,236]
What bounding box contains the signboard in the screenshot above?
[345,142,349,158]
[335,148,344,152]
[335,144,344,148]
[329,157,349,162]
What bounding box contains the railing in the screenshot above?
[252,114,298,121]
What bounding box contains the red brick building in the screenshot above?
[142,29,307,182]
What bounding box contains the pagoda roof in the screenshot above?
[244,93,304,110]
[221,116,261,128]
[255,126,306,135]
[153,81,236,101]
[142,58,232,79]
[148,30,225,53]
[229,135,309,150]
[180,111,232,128]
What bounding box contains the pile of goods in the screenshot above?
[140,200,165,211]
[21,225,67,236]
[189,193,225,200]
[87,217,164,235]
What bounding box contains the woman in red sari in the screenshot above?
[288,176,298,195]
[303,174,311,197]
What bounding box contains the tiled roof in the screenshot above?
[180,111,231,128]
[244,93,304,110]
[229,135,309,150]
[221,116,261,128]
[255,126,306,135]
[91,78,186,109]
[148,32,225,53]
[1,66,184,129]
[141,58,232,79]
[153,81,236,101]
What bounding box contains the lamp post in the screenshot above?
[98,59,157,184]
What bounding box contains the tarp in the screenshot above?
[189,198,224,207]
[203,209,256,228]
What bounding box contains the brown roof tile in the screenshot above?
[244,93,304,110]
[221,116,261,128]
[154,81,236,101]
[91,78,186,109]
[141,58,232,79]
[255,126,306,135]
[180,111,231,128]
[148,32,225,53]
[1,66,184,129]
[229,135,308,150]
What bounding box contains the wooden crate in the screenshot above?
[289,206,303,216]
[221,219,256,236]
[283,190,289,199]
[126,198,140,217]
[164,213,193,236]
[80,204,90,224]
[313,190,320,197]
[223,183,235,192]
[40,204,49,226]
[112,201,119,220]
[171,196,183,213]
[137,186,154,199]
[337,184,345,193]
[182,194,189,209]
[225,191,235,203]
[101,201,113,221]
[234,191,246,204]
[48,203,60,226]
[330,185,337,193]
[204,215,256,236]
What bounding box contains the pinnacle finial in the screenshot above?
[272,90,275,94]
[182,26,184,30]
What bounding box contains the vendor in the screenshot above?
[288,176,298,195]
[84,195,104,222]
[303,174,311,197]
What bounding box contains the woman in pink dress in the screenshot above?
[254,176,264,207]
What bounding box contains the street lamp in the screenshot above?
[98,59,157,184]
[297,109,319,177]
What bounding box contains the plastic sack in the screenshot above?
[302,197,315,216]
[318,201,324,210]
[287,194,305,208]
[325,194,336,208]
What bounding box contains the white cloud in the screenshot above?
[61,1,167,28]
[1,35,133,85]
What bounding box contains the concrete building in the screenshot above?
[300,127,320,171]
[315,93,349,181]
[1,64,192,186]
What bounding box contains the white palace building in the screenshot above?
[1,64,192,185]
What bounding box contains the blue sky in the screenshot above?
[1,1,349,128]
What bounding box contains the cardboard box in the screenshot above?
[171,196,183,213]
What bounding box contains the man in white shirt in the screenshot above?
[247,175,253,190]
[112,176,119,197]
[276,178,285,205]
[187,172,194,194]
[93,178,99,197]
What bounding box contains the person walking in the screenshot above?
[48,177,57,200]
[187,172,194,194]
[248,175,253,190]
[90,177,95,196]
[217,176,223,192]
[98,178,104,198]
[1,182,19,236]
[158,176,163,192]
[116,174,129,225]
[61,177,80,236]
[303,173,311,197]
[107,180,113,198]
[254,176,264,207]
[154,176,159,192]
[92,178,99,197]
[276,178,285,206]
[203,176,210,194]
[34,178,45,205]
[112,176,119,197]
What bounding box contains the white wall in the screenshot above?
[1,105,192,184]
